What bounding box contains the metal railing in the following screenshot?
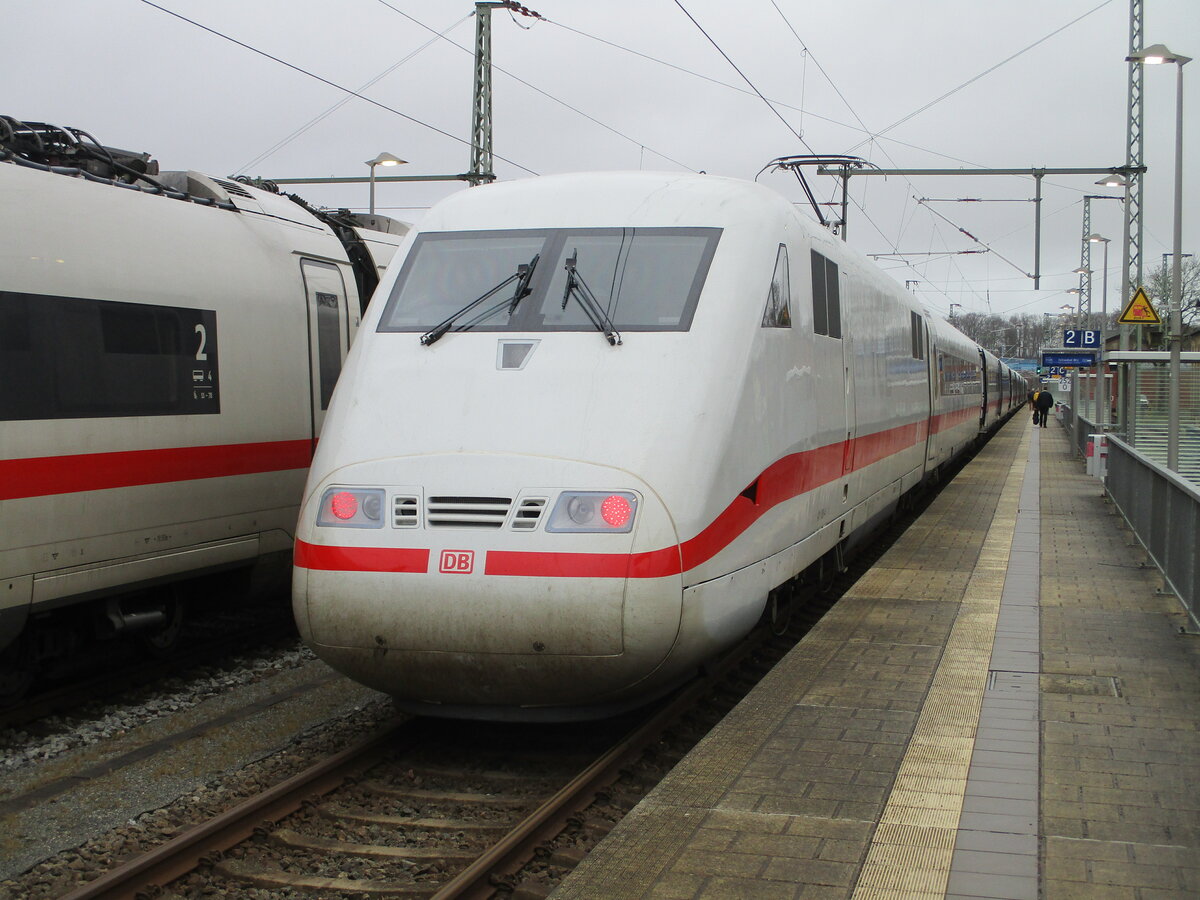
[1052,400,1091,458]
[1105,434,1200,632]
[1118,361,1200,487]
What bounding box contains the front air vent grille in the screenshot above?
[211,177,255,198]
[427,496,512,529]
[393,496,419,528]
[510,498,548,530]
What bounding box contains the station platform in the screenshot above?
[553,415,1200,899]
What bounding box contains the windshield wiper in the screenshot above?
[420,253,540,346]
[561,250,622,346]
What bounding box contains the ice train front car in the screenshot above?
[293,172,937,721]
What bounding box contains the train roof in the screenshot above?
[418,171,799,234]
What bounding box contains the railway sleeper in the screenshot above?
[216,858,437,896]
[360,781,532,807]
[270,828,477,862]
[404,763,555,784]
[317,805,510,832]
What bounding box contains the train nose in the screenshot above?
[293,453,685,716]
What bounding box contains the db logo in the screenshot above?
[439,550,475,574]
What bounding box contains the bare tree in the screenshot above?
[1145,257,1200,328]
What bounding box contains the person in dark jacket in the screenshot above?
[1034,386,1054,427]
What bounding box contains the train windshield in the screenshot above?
[376,227,721,334]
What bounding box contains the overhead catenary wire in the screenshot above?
[370,0,697,172]
[917,198,1033,280]
[135,0,539,176]
[845,0,1117,152]
[236,12,474,174]
[541,17,1008,172]
[672,0,814,154]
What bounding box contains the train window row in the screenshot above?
[0,291,220,421]
[761,244,792,328]
[811,250,841,339]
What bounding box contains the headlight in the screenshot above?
[546,491,637,533]
[316,488,385,528]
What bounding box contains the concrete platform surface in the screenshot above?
[553,416,1200,899]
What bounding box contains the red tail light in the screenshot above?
[601,494,632,527]
[330,491,359,520]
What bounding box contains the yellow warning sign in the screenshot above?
[1117,287,1161,326]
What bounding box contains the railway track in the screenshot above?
[57,621,805,900]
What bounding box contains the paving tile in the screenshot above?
[951,848,1039,876]
[946,870,1037,899]
[957,810,1037,833]
[971,735,1038,754]
[968,749,1038,770]
[963,779,1037,802]
[960,795,1038,818]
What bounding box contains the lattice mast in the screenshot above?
[1122,0,1145,325]
[469,2,496,186]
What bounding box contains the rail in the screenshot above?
[1105,435,1200,632]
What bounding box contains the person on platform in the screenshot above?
[1028,388,1038,424]
[1034,385,1054,428]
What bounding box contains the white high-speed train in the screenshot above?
[0,118,407,701]
[292,171,1025,721]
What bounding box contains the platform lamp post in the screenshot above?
[366,152,408,216]
[1127,43,1191,471]
[1088,234,1111,425]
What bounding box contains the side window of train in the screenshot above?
[762,244,791,328]
[910,311,926,359]
[810,250,841,339]
[0,291,219,421]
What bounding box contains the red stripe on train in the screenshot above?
[295,540,430,573]
[0,439,314,500]
[296,412,983,579]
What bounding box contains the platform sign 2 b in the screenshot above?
[1063,329,1100,348]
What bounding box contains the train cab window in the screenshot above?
[910,311,926,359]
[377,227,721,335]
[810,250,841,339]
[761,244,791,328]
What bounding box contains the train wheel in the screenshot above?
[138,597,185,659]
[764,583,795,636]
[816,543,847,595]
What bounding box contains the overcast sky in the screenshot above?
[8,0,1198,325]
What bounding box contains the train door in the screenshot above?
[924,325,940,471]
[978,349,989,429]
[300,259,351,448]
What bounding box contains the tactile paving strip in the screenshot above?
[852,427,1031,899]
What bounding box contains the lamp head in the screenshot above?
[366,152,408,168]
[1086,233,1110,244]
[1126,43,1192,65]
